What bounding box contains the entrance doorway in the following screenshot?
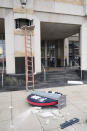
[41,22,80,71]
[47,40,56,67]
[41,40,56,68]
[41,40,64,69]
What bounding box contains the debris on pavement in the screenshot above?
[60,118,80,129]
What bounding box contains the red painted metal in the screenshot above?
[26,97,58,106]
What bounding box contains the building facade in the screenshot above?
[0,0,87,79]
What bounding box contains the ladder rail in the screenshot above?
[30,32,34,90]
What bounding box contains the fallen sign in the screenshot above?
[26,91,66,109]
[67,81,83,85]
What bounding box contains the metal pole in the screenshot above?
[2,70,3,88]
[81,68,82,80]
[3,52,4,73]
[44,68,46,81]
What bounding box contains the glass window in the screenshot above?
[15,18,33,29]
[69,41,80,66]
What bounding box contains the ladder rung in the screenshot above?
[27,46,31,48]
[27,52,31,54]
[27,38,30,40]
[28,69,32,71]
[27,42,30,44]
[28,86,32,87]
[25,67,31,69]
[28,81,32,83]
[29,74,32,76]
[28,71,32,74]
[28,73,32,75]
[28,65,32,67]
[27,47,30,49]
[27,47,32,49]
[28,60,32,62]
[27,42,30,43]
[28,76,32,77]
[28,67,32,69]
[28,62,32,64]
[27,44,30,46]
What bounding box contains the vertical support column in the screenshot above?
[64,38,69,67]
[5,12,15,74]
[34,18,41,73]
[80,23,87,80]
[84,0,87,16]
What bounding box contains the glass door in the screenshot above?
[47,41,56,67]
[41,40,57,69]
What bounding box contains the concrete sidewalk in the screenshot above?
[0,85,87,131]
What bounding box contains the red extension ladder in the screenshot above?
[22,25,35,91]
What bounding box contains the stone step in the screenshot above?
[47,74,80,79]
[0,69,81,91]
[34,69,81,88]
